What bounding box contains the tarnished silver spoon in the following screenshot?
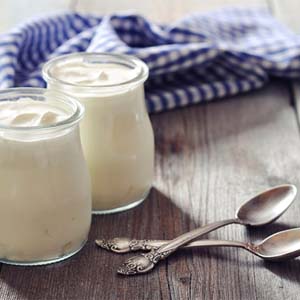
[116,184,297,275]
[111,229,300,263]
[97,228,300,259]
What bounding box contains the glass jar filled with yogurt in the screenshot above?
[0,88,91,265]
[43,53,154,214]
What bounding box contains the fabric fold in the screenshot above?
[0,7,299,112]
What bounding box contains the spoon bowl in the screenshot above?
[236,184,297,226]
[255,228,300,260]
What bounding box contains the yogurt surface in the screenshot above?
[0,98,69,127]
[51,61,140,86]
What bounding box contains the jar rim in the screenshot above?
[42,52,149,92]
[0,88,84,132]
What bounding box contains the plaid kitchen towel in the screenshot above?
[0,7,299,113]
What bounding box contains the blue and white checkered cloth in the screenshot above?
[1,7,300,113]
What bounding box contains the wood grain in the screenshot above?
[0,82,300,300]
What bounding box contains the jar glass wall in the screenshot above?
[43,53,154,214]
[0,88,91,265]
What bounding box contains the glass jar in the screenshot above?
[43,53,154,214]
[0,88,91,266]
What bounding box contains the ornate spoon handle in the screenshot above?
[96,238,248,253]
[96,238,163,253]
[97,218,238,254]
[118,218,239,275]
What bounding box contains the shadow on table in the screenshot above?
[0,188,198,300]
[263,260,300,284]
[245,222,298,241]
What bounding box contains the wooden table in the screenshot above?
[1,1,300,299]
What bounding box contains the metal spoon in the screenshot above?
[112,228,300,265]
[116,184,297,275]
[97,227,300,257]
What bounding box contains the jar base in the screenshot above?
[92,190,150,215]
[0,239,87,266]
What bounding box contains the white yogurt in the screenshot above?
[51,62,139,86]
[0,98,67,127]
[0,91,91,264]
[43,53,154,214]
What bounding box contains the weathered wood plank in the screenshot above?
[75,0,267,22]
[0,82,299,300]
[0,0,73,33]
